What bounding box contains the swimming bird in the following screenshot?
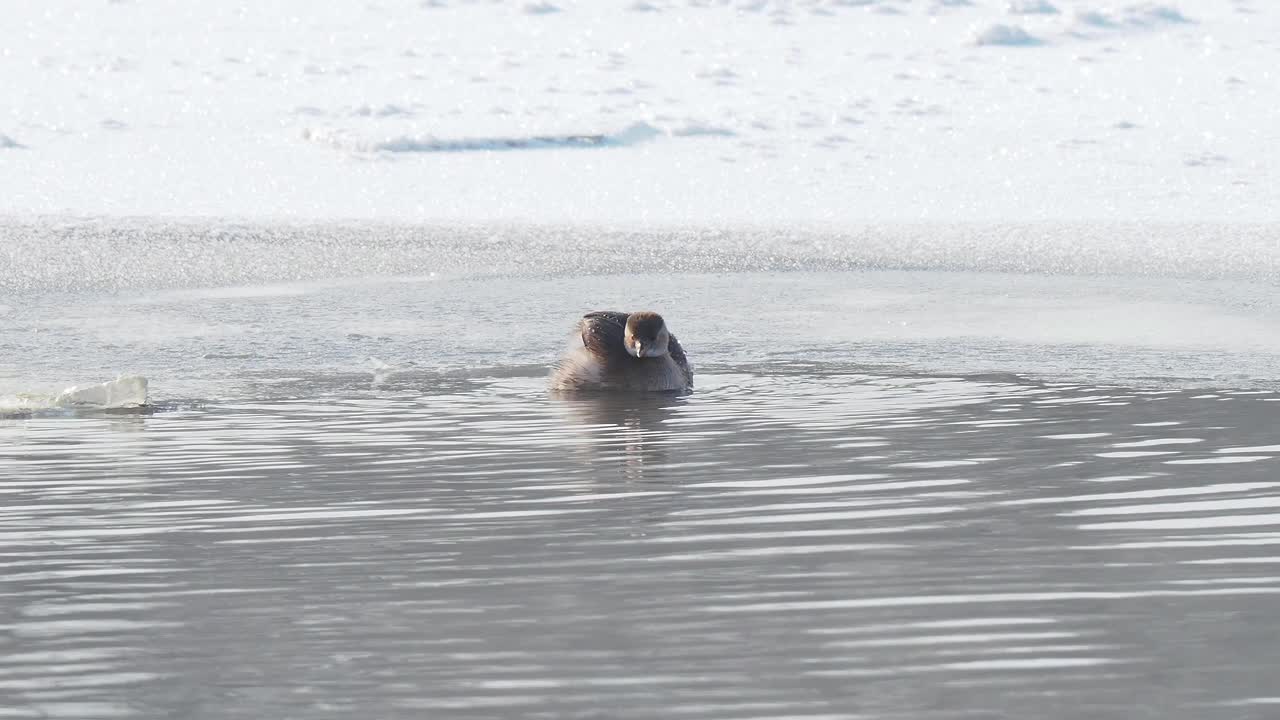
[550,311,693,392]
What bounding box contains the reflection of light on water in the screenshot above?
[702,587,1280,614]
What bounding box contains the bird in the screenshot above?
[550,311,693,392]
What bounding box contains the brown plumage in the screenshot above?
[551,311,693,392]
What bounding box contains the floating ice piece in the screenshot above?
[2,376,148,413]
[54,375,149,408]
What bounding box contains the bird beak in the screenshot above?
[634,341,644,357]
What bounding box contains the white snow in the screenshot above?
[972,23,1043,46]
[301,122,666,154]
[1008,1,1060,14]
[0,0,1276,223]
[522,2,562,15]
[1072,4,1190,32]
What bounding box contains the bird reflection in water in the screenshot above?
[550,391,688,483]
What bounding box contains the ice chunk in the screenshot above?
[15,375,152,411]
[53,375,149,408]
[1,376,146,414]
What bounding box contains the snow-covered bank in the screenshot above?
[2,0,1276,223]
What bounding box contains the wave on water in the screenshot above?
[0,375,148,415]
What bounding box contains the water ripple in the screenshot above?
[1,374,1279,717]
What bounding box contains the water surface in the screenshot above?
[3,222,1280,718]
[4,372,1280,718]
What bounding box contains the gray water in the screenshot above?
[4,222,1280,718]
[4,373,1280,718]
